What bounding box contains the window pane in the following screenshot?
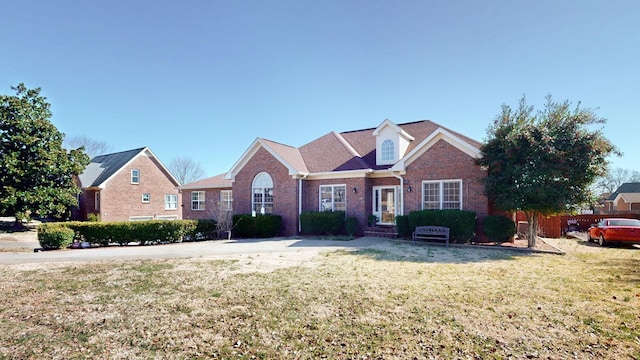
[165,194,177,210]
[334,186,346,211]
[442,182,460,209]
[423,182,440,209]
[191,191,204,210]
[381,140,394,161]
[220,190,232,211]
[320,186,332,211]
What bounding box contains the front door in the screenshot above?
[373,186,398,225]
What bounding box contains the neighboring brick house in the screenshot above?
[604,182,640,214]
[179,174,233,220]
[224,119,489,237]
[77,147,181,222]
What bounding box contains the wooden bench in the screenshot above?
[412,226,450,247]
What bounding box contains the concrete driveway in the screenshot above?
[0,237,388,265]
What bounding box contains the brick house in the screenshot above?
[77,147,181,222]
[224,119,489,237]
[604,182,640,214]
[179,174,233,220]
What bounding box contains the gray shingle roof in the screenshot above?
[607,182,640,201]
[78,147,146,188]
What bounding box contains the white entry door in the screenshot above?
[373,186,399,225]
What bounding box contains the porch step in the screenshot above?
[363,225,398,239]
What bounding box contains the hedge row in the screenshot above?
[232,214,282,238]
[399,209,477,243]
[37,219,219,249]
[300,211,344,235]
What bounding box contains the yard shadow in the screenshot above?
[575,238,640,250]
[338,239,542,264]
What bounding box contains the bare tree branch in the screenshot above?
[64,135,112,159]
[168,157,205,185]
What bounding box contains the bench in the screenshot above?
[412,226,450,247]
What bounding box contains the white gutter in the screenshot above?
[297,174,308,232]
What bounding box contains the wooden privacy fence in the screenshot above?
[514,212,640,238]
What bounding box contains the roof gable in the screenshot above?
[392,126,481,171]
[606,182,640,201]
[225,138,309,180]
[79,147,180,188]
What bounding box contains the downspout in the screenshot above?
[392,172,404,216]
[298,174,308,233]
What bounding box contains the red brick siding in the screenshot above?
[403,140,488,240]
[302,178,369,228]
[181,188,232,220]
[94,155,181,222]
[233,148,299,236]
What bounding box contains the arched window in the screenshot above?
[252,172,273,215]
[381,139,394,161]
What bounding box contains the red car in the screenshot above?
[587,218,640,246]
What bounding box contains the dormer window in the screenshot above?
[381,140,394,161]
[373,119,414,166]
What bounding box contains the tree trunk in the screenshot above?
[524,211,538,248]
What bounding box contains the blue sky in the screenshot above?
[2,0,638,179]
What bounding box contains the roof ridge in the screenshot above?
[92,147,147,160]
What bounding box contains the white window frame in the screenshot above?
[129,216,153,221]
[319,184,347,212]
[421,180,463,210]
[252,172,273,215]
[142,193,150,203]
[381,139,394,162]
[131,169,140,184]
[191,191,205,211]
[220,190,233,211]
[164,194,178,210]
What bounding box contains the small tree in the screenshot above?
[477,95,618,247]
[0,84,90,224]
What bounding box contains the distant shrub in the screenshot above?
[38,224,75,249]
[483,215,516,243]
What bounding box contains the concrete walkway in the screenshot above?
[0,237,388,265]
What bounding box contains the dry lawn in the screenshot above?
[0,238,638,359]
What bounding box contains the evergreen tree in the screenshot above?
[477,95,618,247]
[0,84,90,224]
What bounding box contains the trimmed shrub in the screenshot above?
[189,219,216,240]
[300,211,345,235]
[408,209,477,243]
[345,216,359,237]
[51,220,197,247]
[38,224,75,249]
[395,215,411,238]
[232,214,282,238]
[483,215,516,243]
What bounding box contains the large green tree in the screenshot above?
[0,84,90,224]
[477,95,618,247]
